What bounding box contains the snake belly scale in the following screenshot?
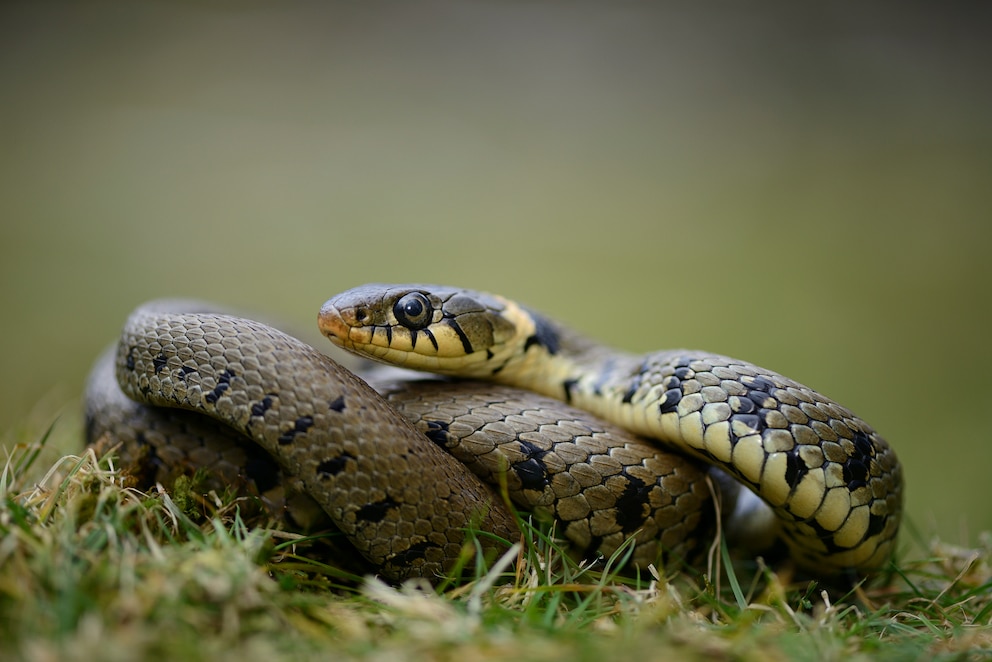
[318,284,903,576]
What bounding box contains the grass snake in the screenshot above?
[85,285,902,582]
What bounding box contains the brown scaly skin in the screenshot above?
[111,305,519,581]
[88,300,721,581]
[372,378,718,569]
[319,284,903,579]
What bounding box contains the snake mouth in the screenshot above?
[317,301,351,348]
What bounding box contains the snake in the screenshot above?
[86,302,718,581]
[317,284,903,576]
[86,285,902,582]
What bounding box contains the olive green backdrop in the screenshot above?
[2,2,989,552]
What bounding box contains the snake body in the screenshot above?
[102,305,520,580]
[88,302,722,581]
[318,284,903,576]
[88,285,902,581]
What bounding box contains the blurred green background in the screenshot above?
[2,2,989,553]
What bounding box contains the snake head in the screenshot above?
[319,284,524,376]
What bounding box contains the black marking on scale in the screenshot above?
[842,457,870,491]
[316,451,355,478]
[444,318,474,355]
[748,375,778,395]
[328,395,346,412]
[658,388,682,415]
[250,394,275,417]
[390,540,435,565]
[867,512,887,538]
[733,396,757,414]
[805,519,845,555]
[488,351,517,376]
[153,353,168,374]
[621,367,644,404]
[746,391,773,410]
[204,369,235,404]
[613,473,652,534]
[520,306,561,355]
[673,357,694,381]
[356,496,400,523]
[513,458,549,492]
[423,327,439,352]
[277,415,314,445]
[851,430,875,459]
[562,379,579,403]
[784,447,809,489]
[732,413,765,435]
[423,420,451,447]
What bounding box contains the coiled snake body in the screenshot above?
[86,285,902,582]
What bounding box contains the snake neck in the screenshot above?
[492,309,643,417]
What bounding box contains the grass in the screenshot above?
[1,425,991,662]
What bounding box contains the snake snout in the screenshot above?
[317,300,350,346]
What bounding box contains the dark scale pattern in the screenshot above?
[277,415,314,445]
[204,369,235,404]
[92,286,904,580]
[611,472,652,534]
[356,497,400,523]
[842,430,873,490]
[85,348,299,521]
[521,307,561,355]
[658,389,682,415]
[316,284,903,577]
[423,420,450,447]
[250,394,275,417]
[562,378,579,403]
[107,306,519,581]
[784,447,809,488]
[512,439,552,491]
[153,353,168,374]
[376,379,716,568]
[389,540,436,566]
[316,452,354,478]
[573,347,903,574]
[514,458,550,492]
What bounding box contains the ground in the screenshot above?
[1,429,989,662]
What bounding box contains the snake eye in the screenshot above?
[393,292,432,330]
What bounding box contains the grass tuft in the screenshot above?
[1,423,990,662]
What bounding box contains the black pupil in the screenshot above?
[394,293,431,329]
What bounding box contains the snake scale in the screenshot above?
[86,285,902,582]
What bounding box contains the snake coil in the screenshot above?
[86,286,903,581]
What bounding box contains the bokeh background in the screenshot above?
[2,2,989,555]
